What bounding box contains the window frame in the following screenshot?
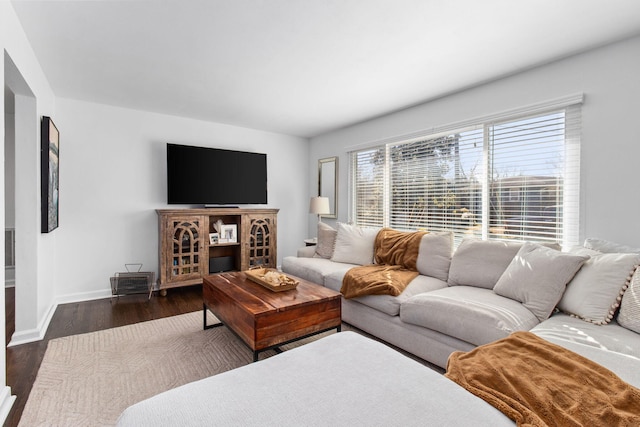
[348,96,582,248]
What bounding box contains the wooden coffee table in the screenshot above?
[203,271,342,361]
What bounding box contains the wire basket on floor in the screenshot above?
[110,264,154,300]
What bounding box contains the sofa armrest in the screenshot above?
[297,246,317,258]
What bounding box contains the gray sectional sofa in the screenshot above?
[282,223,640,369]
[118,224,640,425]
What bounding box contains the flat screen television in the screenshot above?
[167,143,267,205]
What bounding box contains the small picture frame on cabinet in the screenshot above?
[220,224,237,243]
[209,233,219,245]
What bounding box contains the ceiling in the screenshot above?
[9,0,640,138]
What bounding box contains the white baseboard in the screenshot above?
[8,288,113,346]
[54,288,112,305]
[0,386,16,425]
[7,327,45,347]
[8,301,57,347]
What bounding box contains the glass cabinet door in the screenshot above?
[247,216,276,269]
[168,217,206,281]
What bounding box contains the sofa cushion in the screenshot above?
[493,242,588,322]
[447,239,524,289]
[324,271,447,316]
[297,245,316,258]
[558,247,640,325]
[400,286,540,346]
[532,313,640,360]
[117,331,517,427]
[416,232,453,281]
[315,222,337,259]
[331,223,379,265]
[618,267,640,334]
[281,256,356,286]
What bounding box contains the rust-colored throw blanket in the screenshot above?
[374,228,425,269]
[446,331,640,427]
[340,229,425,299]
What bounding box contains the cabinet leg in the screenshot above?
[160,289,168,297]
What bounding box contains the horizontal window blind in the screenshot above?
[487,108,580,244]
[349,102,581,248]
[388,128,483,239]
[351,147,386,228]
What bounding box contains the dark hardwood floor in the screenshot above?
[3,283,444,427]
[4,285,203,427]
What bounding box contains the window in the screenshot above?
[350,100,581,247]
[352,147,386,228]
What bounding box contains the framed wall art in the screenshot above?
[41,116,60,233]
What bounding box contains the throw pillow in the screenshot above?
[558,247,640,324]
[583,237,640,254]
[493,242,589,322]
[416,231,453,281]
[618,267,640,334]
[315,222,337,259]
[330,223,379,265]
[448,239,525,289]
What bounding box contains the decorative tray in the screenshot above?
[245,268,299,292]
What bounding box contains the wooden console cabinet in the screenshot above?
[157,208,278,294]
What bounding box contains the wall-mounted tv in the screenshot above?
[167,143,267,205]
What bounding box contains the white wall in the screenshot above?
[53,98,309,301]
[1,0,57,420]
[4,109,15,229]
[2,0,310,354]
[309,35,640,247]
[4,109,15,287]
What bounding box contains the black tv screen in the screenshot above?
[167,143,267,205]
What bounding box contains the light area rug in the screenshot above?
[19,311,344,426]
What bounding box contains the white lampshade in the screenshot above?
[309,197,330,215]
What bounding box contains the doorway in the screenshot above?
[4,51,40,347]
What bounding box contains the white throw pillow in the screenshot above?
[315,222,337,259]
[558,247,640,324]
[493,242,588,322]
[330,223,379,265]
[448,239,524,289]
[583,237,640,254]
[618,267,640,334]
[415,232,453,281]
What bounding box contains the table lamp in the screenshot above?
[309,196,330,223]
